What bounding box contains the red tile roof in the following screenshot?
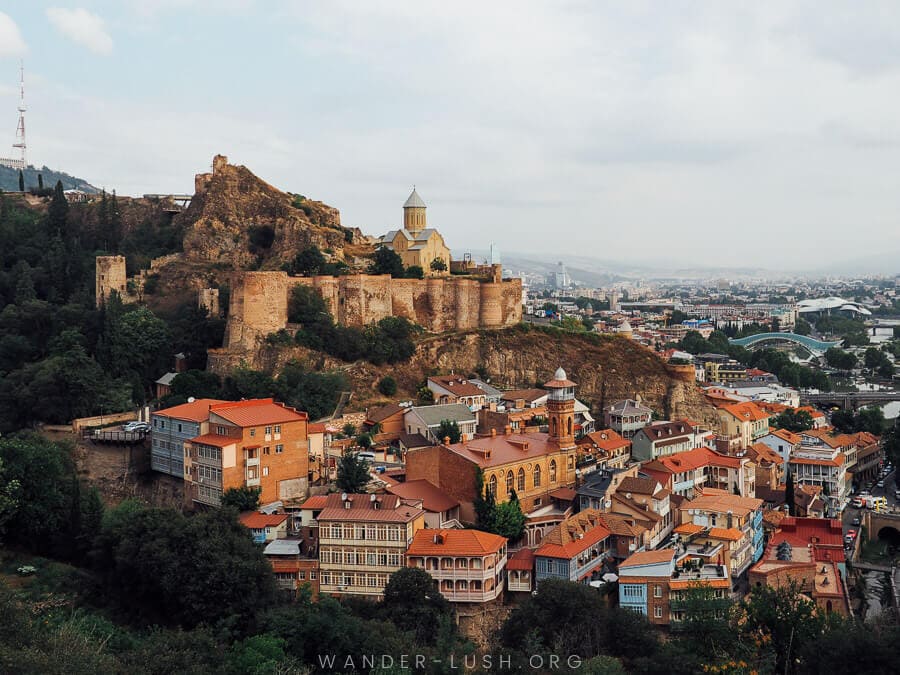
[317,493,424,523]
[535,509,611,559]
[155,398,227,422]
[210,399,308,427]
[721,401,769,423]
[443,432,565,469]
[299,495,328,510]
[769,429,802,445]
[506,547,535,570]
[188,433,238,447]
[428,376,485,398]
[619,549,676,569]
[308,423,326,434]
[386,479,459,513]
[239,512,288,529]
[500,388,547,404]
[365,403,405,424]
[578,429,630,452]
[406,528,506,556]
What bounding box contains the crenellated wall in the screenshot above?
[222,268,522,351]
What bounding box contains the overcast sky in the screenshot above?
[3,2,900,269]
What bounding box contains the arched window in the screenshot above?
[551,417,558,436]
[533,464,542,487]
[517,468,526,492]
[488,474,497,497]
[567,417,573,436]
[549,459,557,483]
[506,471,514,495]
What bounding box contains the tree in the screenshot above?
[794,317,812,335]
[371,246,405,277]
[437,419,461,444]
[342,422,357,437]
[785,469,796,516]
[378,375,397,396]
[0,457,21,537]
[430,257,447,272]
[864,347,884,369]
[877,361,895,379]
[336,452,370,492]
[404,265,424,279]
[668,582,736,662]
[48,180,69,234]
[382,567,453,645]
[221,486,262,512]
[18,170,24,191]
[292,246,326,276]
[355,434,373,449]
[493,488,526,541]
[37,174,43,190]
[772,409,814,433]
[825,347,856,371]
[681,331,711,355]
[474,469,496,532]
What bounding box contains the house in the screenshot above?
[642,447,756,499]
[614,476,674,541]
[847,431,881,484]
[716,402,770,450]
[631,421,698,462]
[704,360,747,383]
[499,389,547,409]
[386,479,461,528]
[404,404,477,443]
[609,492,668,549]
[264,538,319,598]
[534,509,612,584]
[801,429,859,473]
[406,369,581,525]
[755,484,825,518]
[150,398,227,478]
[378,188,451,276]
[576,429,631,470]
[618,549,730,625]
[797,406,828,429]
[575,465,640,512]
[468,379,503,404]
[240,512,289,544]
[506,548,535,593]
[477,403,547,436]
[427,376,487,411]
[599,512,649,561]
[759,428,801,466]
[393,432,432,456]
[746,442,786,490]
[317,492,426,598]
[406,529,507,603]
[603,399,653,439]
[363,403,407,442]
[787,447,849,509]
[675,489,765,580]
[181,398,311,508]
[749,517,849,616]
[154,372,178,399]
[573,399,596,435]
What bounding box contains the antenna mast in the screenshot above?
[12,60,26,167]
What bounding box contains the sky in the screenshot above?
[2,2,900,270]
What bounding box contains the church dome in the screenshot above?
[403,188,426,209]
[554,367,567,381]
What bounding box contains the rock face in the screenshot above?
[208,325,718,426]
[180,155,351,268]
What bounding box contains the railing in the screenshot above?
[246,477,260,487]
[439,587,503,602]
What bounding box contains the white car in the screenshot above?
[123,421,150,433]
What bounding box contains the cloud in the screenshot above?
[0,12,27,55]
[46,8,113,55]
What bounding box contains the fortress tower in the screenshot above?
[95,256,127,307]
[545,367,577,450]
[402,187,427,235]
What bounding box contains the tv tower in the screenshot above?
[12,60,26,167]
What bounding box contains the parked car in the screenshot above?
[877,480,885,488]
[852,516,861,526]
[851,497,863,508]
[123,421,150,433]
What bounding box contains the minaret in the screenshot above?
[403,187,427,235]
[544,367,577,449]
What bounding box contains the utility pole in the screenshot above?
[12,60,26,167]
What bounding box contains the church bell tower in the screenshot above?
[544,367,577,449]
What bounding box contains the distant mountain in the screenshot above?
[0,164,98,193]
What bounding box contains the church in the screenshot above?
[378,188,452,276]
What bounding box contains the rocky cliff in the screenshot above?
[209,325,718,425]
[179,156,360,269]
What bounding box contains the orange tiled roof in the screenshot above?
[769,429,802,445]
[407,528,506,556]
[674,523,704,535]
[708,527,743,541]
[318,493,424,523]
[747,442,783,466]
[188,433,238,447]
[790,455,844,467]
[599,513,645,537]
[797,406,825,419]
[443,432,565,469]
[506,547,535,570]
[308,423,326,434]
[239,512,288,529]
[669,578,730,590]
[619,549,676,568]
[428,375,485,398]
[299,495,328,509]
[210,399,308,427]
[578,429,630,452]
[387,479,459,513]
[685,492,763,517]
[721,401,769,423]
[155,398,227,422]
[535,509,611,559]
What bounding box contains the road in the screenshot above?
[842,466,897,542]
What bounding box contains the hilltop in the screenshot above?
[0,163,98,193]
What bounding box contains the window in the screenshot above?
[275,425,281,434]
[388,552,400,567]
[533,465,542,487]
[549,459,557,483]
[654,585,662,598]
[263,447,270,455]
[310,571,317,580]
[517,468,525,492]
[621,584,643,598]
[298,571,305,580]
[216,425,226,435]
[654,606,662,619]
[488,474,498,497]
[263,466,269,477]
[276,444,283,454]
[330,524,341,539]
[388,527,400,541]
[265,426,272,435]
[506,471,514,494]
[377,552,388,566]
[177,423,183,433]
[250,428,256,437]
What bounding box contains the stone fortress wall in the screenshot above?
[222,265,522,351]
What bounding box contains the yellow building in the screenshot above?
[379,188,451,276]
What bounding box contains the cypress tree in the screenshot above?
[48,180,69,234]
[110,190,122,249]
[785,469,795,516]
[37,173,43,190]
[18,170,24,191]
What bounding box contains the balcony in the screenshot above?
[246,457,260,467]
[246,477,260,487]
[439,586,503,603]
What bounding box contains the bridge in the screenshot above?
[143,193,192,213]
[802,390,900,410]
[728,332,842,356]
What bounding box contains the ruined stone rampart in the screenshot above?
[222,270,523,351]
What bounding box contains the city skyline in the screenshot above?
[2,2,900,268]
